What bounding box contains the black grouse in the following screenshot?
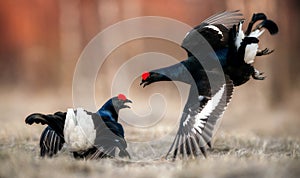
[140,11,278,159]
[25,94,132,159]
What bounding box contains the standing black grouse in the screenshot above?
[140,11,278,159]
[25,94,132,159]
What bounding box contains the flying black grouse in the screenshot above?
[25,94,132,159]
[140,11,278,159]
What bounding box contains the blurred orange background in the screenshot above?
[0,0,299,138]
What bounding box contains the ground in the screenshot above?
[0,87,299,178]
[1,132,299,178]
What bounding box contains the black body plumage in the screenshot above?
[25,95,131,159]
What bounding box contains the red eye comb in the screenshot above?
[117,94,127,101]
[142,72,150,80]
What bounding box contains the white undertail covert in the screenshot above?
[64,108,96,151]
[235,22,265,64]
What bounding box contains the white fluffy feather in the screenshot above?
[244,44,258,64]
[244,29,265,64]
[64,108,96,151]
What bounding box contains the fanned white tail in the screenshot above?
[64,108,96,151]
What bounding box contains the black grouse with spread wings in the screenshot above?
[140,11,278,159]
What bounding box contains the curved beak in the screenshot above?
[123,99,132,109]
[140,80,150,88]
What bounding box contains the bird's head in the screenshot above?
[140,71,165,88]
[111,94,132,110]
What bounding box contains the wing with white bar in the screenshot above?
[166,79,233,159]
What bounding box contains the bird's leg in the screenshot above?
[252,68,265,80]
[245,13,267,35]
[256,48,274,56]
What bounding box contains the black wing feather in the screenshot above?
[182,10,244,56]
[25,112,66,138]
[166,79,234,159]
[203,10,244,28]
[25,112,66,157]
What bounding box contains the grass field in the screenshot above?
[0,87,299,178]
[1,132,299,178]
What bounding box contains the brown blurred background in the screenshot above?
[0,0,299,138]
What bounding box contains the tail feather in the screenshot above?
[40,126,64,157]
[245,13,267,35]
[25,114,49,125]
[255,19,278,35]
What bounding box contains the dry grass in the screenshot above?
[0,87,300,178]
[0,132,299,178]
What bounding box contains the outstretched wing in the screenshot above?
[182,10,244,56]
[166,79,234,160]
